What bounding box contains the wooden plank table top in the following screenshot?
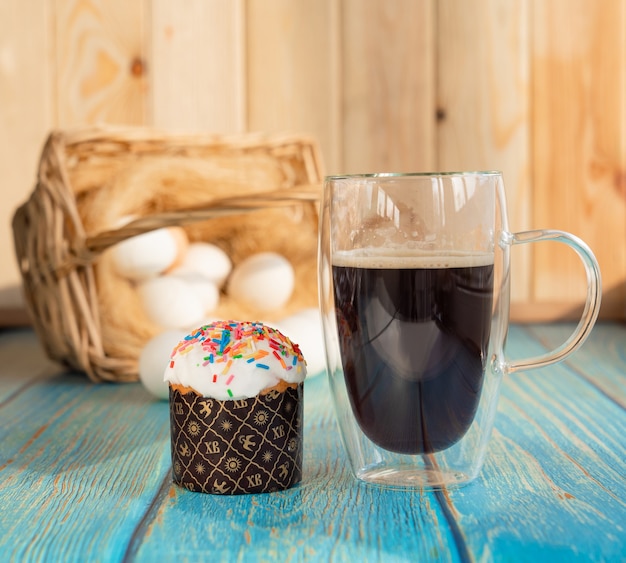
[0,322,624,562]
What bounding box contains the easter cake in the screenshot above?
[165,320,306,494]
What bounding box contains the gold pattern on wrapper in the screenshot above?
[169,384,303,494]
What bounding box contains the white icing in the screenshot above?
[163,320,307,400]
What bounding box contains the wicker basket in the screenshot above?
[12,126,323,383]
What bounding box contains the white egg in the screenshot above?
[275,308,326,377]
[196,315,223,327]
[164,227,190,271]
[138,275,206,329]
[169,242,232,287]
[170,272,220,313]
[112,226,187,281]
[138,329,187,400]
[227,252,295,312]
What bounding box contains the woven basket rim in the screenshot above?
[13,125,324,383]
[50,124,324,152]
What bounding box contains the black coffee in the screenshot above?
[332,254,494,454]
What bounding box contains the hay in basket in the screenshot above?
[12,126,324,383]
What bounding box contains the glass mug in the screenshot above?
[318,172,601,490]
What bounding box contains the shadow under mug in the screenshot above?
[318,171,602,490]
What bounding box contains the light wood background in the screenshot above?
[1,0,624,323]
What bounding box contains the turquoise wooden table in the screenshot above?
[0,323,624,562]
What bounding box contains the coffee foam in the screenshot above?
[332,249,494,269]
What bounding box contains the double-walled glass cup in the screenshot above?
[318,172,601,490]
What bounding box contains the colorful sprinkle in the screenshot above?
[166,320,307,395]
[273,350,287,369]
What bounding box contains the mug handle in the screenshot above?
[501,229,602,375]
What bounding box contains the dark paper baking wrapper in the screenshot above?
[169,384,303,494]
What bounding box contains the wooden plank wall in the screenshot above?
[1,0,624,323]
